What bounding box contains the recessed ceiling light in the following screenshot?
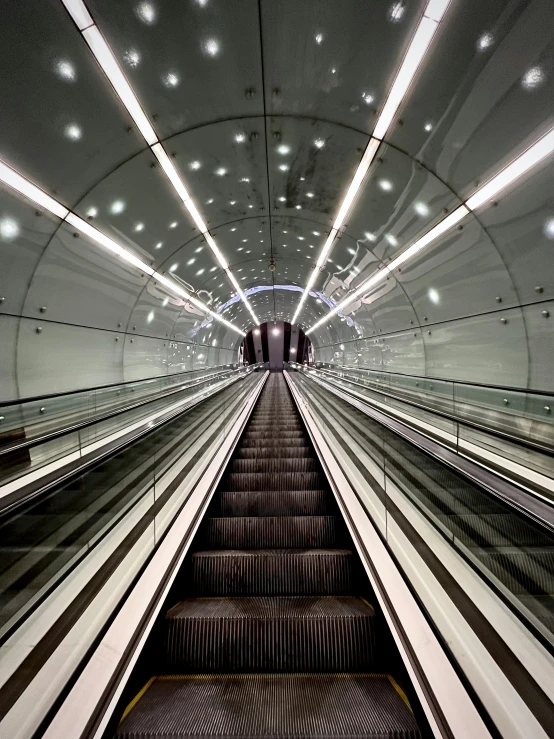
[86,206,98,218]
[279,164,289,172]
[135,2,156,25]
[169,263,178,272]
[424,122,434,132]
[163,71,180,88]
[428,288,439,304]
[278,196,286,202]
[522,66,545,90]
[155,242,163,249]
[544,217,554,239]
[55,59,76,81]
[189,160,201,170]
[65,123,82,141]
[0,217,20,241]
[315,32,323,44]
[134,222,145,232]
[124,48,141,67]
[312,231,320,236]
[364,232,376,241]
[306,192,314,198]
[314,138,325,149]
[388,2,405,23]
[110,200,125,215]
[203,37,221,57]
[215,167,227,176]
[379,179,393,191]
[230,200,236,205]
[414,202,429,216]
[187,258,196,265]
[362,92,374,104]
[477,32,493,51]
[169,221,178,229]
[235,133,246,143]
[277,144,291,155]
[295,205,302,209]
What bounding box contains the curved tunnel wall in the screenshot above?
[0,0,553,400]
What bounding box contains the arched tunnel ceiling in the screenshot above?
[0,0,553,372]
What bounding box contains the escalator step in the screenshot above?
[165,596,376,672]
[222,472,326,491]
[239,438,311,448]
[242,431,307,440]
[200,516,342,548]
[235,447,314,459]
[217,490,330,517]
[191,549,353,595]
[439,513,554,547]
[229,458,320,474]
[116,674,420,739]
[473,549,554,594]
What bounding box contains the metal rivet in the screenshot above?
[535,286,544,294]
[423,316,428,321]
[245,87,256,99]
[39,306,46,313]
[133,326,136,330]
[500,318,507,324]
[0,416,4,422]
[118,322,122,328]
[545,406,551,413]
[495,296,502,303]
[0,297,4,303]
[503,399,509,405]
[415,382,419,387]
[542,310,550,318]
[35,326,42,333]
[427,331,431,335]
[39,407,45,414]
[130,338,134,343]
[115,337,119,341]
[409,320,413,325]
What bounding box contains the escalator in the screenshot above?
[115,374,422,739]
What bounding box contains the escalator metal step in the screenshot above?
[222,471,326,491]
[116,674,420,739]
[242,430,307,440]
[191,549,353,595]
[217,490,330,517]
[200,516,342,548]
[229,458,320,473]
[165,596,376,672]
[239,437,311,448]
[235,447,315,459]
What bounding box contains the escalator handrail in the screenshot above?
[0,366,260,517]
[0,365,262,458]
[290,363,554,457]
[39,371,269,739]
[297,366,554,536]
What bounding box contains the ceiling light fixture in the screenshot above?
[306,125,554,334]
[291,0,452,325]
[60,0,259,327]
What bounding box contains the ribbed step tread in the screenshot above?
[439,514,554,547]
[229,458,319,474]
[165,596,376,672]
[222,472,326,492]
[240,438,311,448]
[191,549,353,595]
[235,447,315,459]
[473,549,554,594]
[217,490,330,517]
[201,516,342,549]
[242,431,307,440]
[116,674,420,739]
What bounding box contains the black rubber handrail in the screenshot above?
[0,362,241,407]
[315,360,554,397]
[0,366,257,459]
[294,364,554,458]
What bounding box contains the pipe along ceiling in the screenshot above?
[0,0,553,399]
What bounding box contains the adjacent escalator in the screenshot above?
[115,373,422,739]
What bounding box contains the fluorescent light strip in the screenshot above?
[306,124,554,334]
[0,160,243,335]
[60,0,259,326]
[0,161,69,220]
[292,0,451,325]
